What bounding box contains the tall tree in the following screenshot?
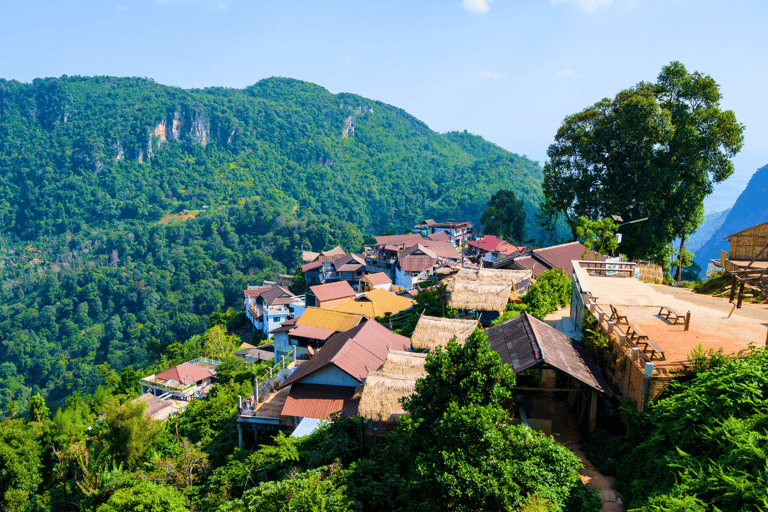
[480,189,526,244]
[542,62,744,261]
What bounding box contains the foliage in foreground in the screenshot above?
[616,346,768,510]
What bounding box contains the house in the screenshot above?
[133,393,188,421]
[244,284,306,338]
[277,320,411,423]
[413,219,474,246]
[486,312,613,432]
[331,288,416,318]
[327,254,367,288]
[410,315,480,352]
[396,244,439,289]
[306,281,357,309]
[494,241,606,278]
[357,350,428,435]
[140,359,220,400]
[466,235,525,263]
[715,221,768,303]
[444,268,532,325]
[271,307,363,362]
[359,272,392,292]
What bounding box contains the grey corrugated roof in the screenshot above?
[487,312,613,395]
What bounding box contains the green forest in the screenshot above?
[0,75,566,411]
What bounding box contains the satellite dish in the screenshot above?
[308,346,315,356]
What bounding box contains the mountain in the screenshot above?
[0,75,561,244]
[0,75,563,409]
[687,207,731,253]
[694,164,768,270]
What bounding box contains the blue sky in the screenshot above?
[1,0,765,214]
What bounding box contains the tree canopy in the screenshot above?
[480,189,527,243]
[541,61,744,261]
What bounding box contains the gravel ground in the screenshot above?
[649,284,768,323]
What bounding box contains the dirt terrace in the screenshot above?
[585,275,767,363]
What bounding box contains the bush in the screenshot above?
[522,268,571,319]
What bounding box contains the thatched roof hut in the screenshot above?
[451,268,532,295]
[410,315,479,351]
[447,280,513,312]
[357,350,427,423]
[377,350,428,379]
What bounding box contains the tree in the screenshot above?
[402,327,516,428]
[98,400,164,468]
[575,216,618,256]
[0,419,44,511]
[480,189,526,244]
[542,61,744,262]
[97,480,188,512]
[27,393,50,423]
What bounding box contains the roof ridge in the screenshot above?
[523,312,545,361]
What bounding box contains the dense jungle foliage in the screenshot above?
[0,74,564,412]
[606,346,768,510]
[0,327,599,512]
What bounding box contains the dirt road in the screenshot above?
[649,284,768,324]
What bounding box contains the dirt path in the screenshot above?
[543,398,626,512]
[650,284,768,323]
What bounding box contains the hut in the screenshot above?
[724,221,768,263]
[410,315,479,352]
[357,350,428,435]
[447,280,513,324]
[452,267,532,296]
[487,312,613,433]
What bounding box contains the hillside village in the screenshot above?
[132,216,768,510]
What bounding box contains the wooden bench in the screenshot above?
[609,304,629,324]
[626,324,649,342]
[658,306,688,326]
[637,338,665,360]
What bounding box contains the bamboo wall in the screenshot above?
[636,263,664,284]
[728,222,768,261]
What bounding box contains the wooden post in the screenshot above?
[269,367,273,379]
[254,378,259,403]
[589,390,598,432]
[684,311,691,331]
[237,395,242,410]
[737,282,746,308]
[607,321,615,334]
[729,275,738,302]
[238,423,242,449]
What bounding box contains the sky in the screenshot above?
[1,0,765,214]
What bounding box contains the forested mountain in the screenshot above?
[0,75,558,411]
[694,163,768,270]
[0,75,552,241]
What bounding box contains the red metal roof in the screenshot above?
[279,319,410,389]
[426,231,452,242]
[532,241,606,276]
[486,312,612,395]
[363,272,392,286]
[281,384,359,419]
[421,240,460,260]
[309,281,356,302]
[288,325,337,341]
[375,233,426,246]
[260,285,295,305]
[155,362,213,385]
[468,235,504,252]
[243,286,270,298]
[301,261,323,272]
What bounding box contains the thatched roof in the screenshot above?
[357,350,427,423]
[451,268,532,295]
[378,350,428,379]
[447,280,512,312]
[410,315,479,351]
